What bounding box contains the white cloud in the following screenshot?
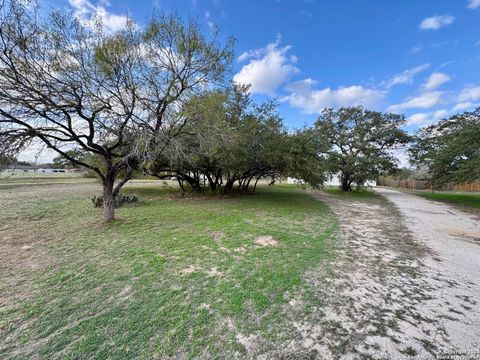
[406,109,448,126]
[407,113,429,126]
[233,38,299,95]
[204,10,214,29]
[419,15,454,30]
[467,0,480,9]
[283,79,384,114]
[452,102,476,112]
[17,143,57,163]
[386,64,429,88]
[423,72,451,90]
[69,0,129,33]
[458,86,480,102]
[433,109,448,119]
[388,92,442,112]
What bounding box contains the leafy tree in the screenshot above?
[285,128,328,188]
[0,1,233,221]
[314,107,410,191]
[409,108,480,187]
[392,168,415,181]
[147,85,322,193]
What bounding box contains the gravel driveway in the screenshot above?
[376,187,480,356]
[295,189,480,360]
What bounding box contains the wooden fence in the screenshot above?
[446,182,480,192]
[390,180,480,192]
[392,180,429,190]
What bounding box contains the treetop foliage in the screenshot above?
[0,0,234,221]
[410,107,480,186]
[314,107,411,191]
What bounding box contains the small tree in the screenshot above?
[409,108,480,187]
[315,107,410,191]
[0,1,233,221]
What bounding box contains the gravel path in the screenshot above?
[291,189,480,359]
[376,187,480,356]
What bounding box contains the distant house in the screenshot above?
[2,165,41,173]
[2,165,81,174]
[286,175,376,187]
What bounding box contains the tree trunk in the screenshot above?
[102,176,116,222]
[253,176,261,192]
[206,173,217,191]
[340,174,352,192]
[244,175,254,191]
[176,177,185,194]
[237,178,244,192]
[224,174,234,193]
[182,174,201,192]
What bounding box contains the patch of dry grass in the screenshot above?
[0,181,337,359]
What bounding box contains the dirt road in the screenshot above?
[376,187,480,355]
[299,189,480,359]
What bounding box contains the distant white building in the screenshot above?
[324,174,376,187]
[287,174,376,187]
[286,177,305,185]
[2,165,76,174]
[2,165,40,173]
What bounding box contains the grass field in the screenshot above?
[0,179,337,359]
[0,172,94,189]
[397,189,480,216]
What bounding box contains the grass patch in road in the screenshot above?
[0,183,337,359]
[324,186,379,199]
[403,190,480,216]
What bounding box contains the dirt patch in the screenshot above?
[180,265,199,274]
[206,267,225,277]
[236,333,258,353]
[447,228,480,241]
[254,235,278,247]
[117,285,132,301]
[210,231,225,244]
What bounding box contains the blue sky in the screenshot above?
[25,0,480,162]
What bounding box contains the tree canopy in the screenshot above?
[409,108,480,187]
[0,0,233,221]
[144,85,325,193]
[314,107,410,191]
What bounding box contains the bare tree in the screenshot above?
[0,0,233,221]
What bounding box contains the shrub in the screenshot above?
[91,193,138,208]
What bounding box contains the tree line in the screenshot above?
[0,1,478,221]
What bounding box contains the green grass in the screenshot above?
[324,187,379,199]
[0,182,337,359]
[0,173,94,188]
[404,190,480,215]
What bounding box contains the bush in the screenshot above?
[91,193,138,208]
